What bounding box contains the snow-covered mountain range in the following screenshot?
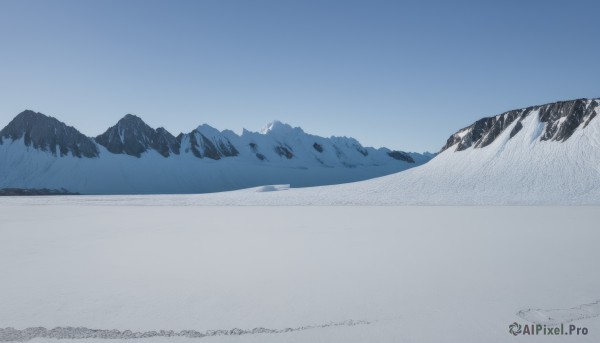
[44,97,597,205]
[0,111,431,194]
[1,97,597,201]
[192,97,597,205]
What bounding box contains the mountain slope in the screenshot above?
[82,97,599,205]
[0,113,429,194]
[441,98,598,151]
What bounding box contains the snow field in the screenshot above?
[0,205,599,342]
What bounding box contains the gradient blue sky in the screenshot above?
[0,0,598,152]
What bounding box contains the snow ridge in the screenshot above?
[518,300,600,325]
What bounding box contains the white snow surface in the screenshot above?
[0,205,599,342]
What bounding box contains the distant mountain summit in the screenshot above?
[0,110,98,158]
[0,111,429,194]
[95,114,180,157]
[182,124,239,160]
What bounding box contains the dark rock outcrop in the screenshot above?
[154,128,181,156]
[539,99,598,142]
[387,150,415,163]
[249,142,267,161]
[355,145,368,156]
[274,145,294,159]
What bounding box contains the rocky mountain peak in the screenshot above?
[95,115,179,158]
[441,98,599,153]
[183,125,239,160]
[260,121,303,135]
[0,110,98,158]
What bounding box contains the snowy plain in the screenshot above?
[1,205,599,342]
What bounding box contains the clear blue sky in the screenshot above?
[0,0,598,152]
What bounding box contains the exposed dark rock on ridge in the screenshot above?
[274,145,294,159]
[0,110,98,158]
[441,98,599,152]
[539,99,598,142]
[387,150,415,163]
[313,142,323,152]
[95,114,179,158]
